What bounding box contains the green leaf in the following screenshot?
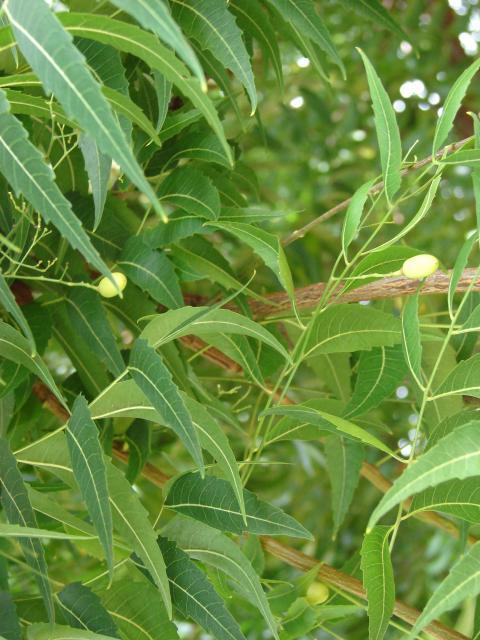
[0,320,66,408]
[171,0,256,112]
[0,271,35,353]
[448,232,477,318]
[409,541,480,638]
[165,471,313,539]
[325,436,364,536]
[344,346,407,418]
[109,0,204,86]
[78,135,111,232]
[153,70,172,131]
[0,437,54,622]
[341,179,374,257]
[66,396,113,576]
[164,515,277,638]
[265,0,344,77]
[99,573,177,640]
[433,57,480,154]
[65,289,125,377]
[157,535,246,640]
[262,405,398,459]
[357,49,402,203]
[368,421,480,528]
[129,339,204,471]
[0,89,112,282]
[58,13,232,165]
[105,460,172,617]
[471,113,480,241]
[119,236,183,309]
[434,353,480,400]
[158,130,231,171]
[5,1,165,220]
[0,523,94,540]
[343,246,421,293]
[440,148,480,166]
[303,304,401,359]
[26,624,118,640]
[409,477,480,524]
[102,86,162,146]
[337,0,410,41]
[140,306,290,361]
[0,591,21,640]
[401,291,423,387]
[361,526,395,640]
[158,166,220,220]
[58,583,118,637]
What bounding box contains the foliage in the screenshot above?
[2,2,480,640]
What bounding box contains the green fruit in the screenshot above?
[401,254,439,279]
[306,581,330,605]
[97,272,127,298]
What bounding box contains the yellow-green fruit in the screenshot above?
[97,272,127,298]
[306,581,330,606]
[401,254,439,280]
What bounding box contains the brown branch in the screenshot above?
[282,136,472,246]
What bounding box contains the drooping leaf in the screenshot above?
[66,396,113,575]
[119,236,183,309]
[157,535,245,640]
[368,421,480,528]
[344,345,407,418]
[448,231,477,318]
[5,0,164,219]
[0,437,54,622]
[165,472,312,539]
[58,583,118,638]
[341,179,374,257]
[129,339,204,471]
[158,166,220,220]
[361,526,395,640]
[164,515,277,637]
[357,49,402,203]
[171,0,256,112]
[0,271,35,353]
[78,135,111,231]
[401,291,423,387]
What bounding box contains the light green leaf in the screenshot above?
[409,542,480,639]
[440,148,480,166]
[58,12,232,164]
[361,526,395,640]
[433,353,480,400]
[158,166,220,220]
[109,0,204,86]
[171,0,256,112]
[157,536,245,640]
[262,405,398,459]
[433,57,480,154]
[0,271,35,353]
[368,421,480,528]
[0,437,54,621]
[129,339,204,471]
[448,232,477,318]
[0,523,93,540]
[0,89,112,283]
[303,304,401,359]
[165,472,312,538]
[164,515,278,638]
[5,0,165,219]
[358,49,402,203]
[66,395,113,575]
[341,179,374,257]
[58,583,118,637]
[105,460,172,617]
[119,236,183,309]
[27,624,118,640]
[344,346,407,418]
[401,291,423,387]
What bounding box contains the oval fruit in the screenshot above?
[97,272,127,298]
[401,254,439,280]
[306,581,330,605]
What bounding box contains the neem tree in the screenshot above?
[0,1,480,639]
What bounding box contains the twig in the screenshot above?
[282,136,472,246]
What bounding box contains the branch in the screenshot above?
[282,136,472,246]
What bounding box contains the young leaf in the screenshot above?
[0,90,112,282]
[129,339,204,471]
[401,291,423,387]
[0,437,54,622]
[58,583,118,637]
[361,526,395,640]
[157,535,246,640]
[66,396,113,576]
[165,472,312,539]
[119,236,183,309]
[164,515,278,638]
[171,0,257,112]
[433,56,480,154]
[368,421,480,529]
[357,49,402,203]
[342,179,374,257]
[5,0,165,219]
[0,271,35,353]
[344,345,407,418]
